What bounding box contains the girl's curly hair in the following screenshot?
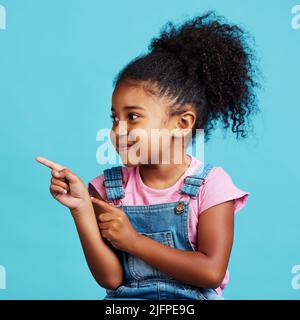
[113,11,261,143]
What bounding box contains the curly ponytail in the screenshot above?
[113,11,261,142]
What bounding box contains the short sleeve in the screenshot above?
[87,174,107,199]
[87,166,130,200]
[199,166,249,215]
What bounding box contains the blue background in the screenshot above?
[0,0,299,299]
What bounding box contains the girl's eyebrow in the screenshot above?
[111,105,145,112]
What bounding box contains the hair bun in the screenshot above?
[149,11,254,82]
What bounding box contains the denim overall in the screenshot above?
[101,162,224,300]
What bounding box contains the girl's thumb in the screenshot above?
[52,168,78,183]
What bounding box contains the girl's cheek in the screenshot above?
[109,130,117,147]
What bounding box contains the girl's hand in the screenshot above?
[91,197,140,252]
[35,156,90,211]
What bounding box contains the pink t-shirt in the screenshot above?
[88,155,249,296]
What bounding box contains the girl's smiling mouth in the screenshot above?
[117,142,136,152]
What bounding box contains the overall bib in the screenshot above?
[101,162,224,300]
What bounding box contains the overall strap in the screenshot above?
[102,166,125,201]
[179,163,214,198]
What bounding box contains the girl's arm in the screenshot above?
[71,189,124,290]
[126,200,235,288]
[35,156,123,290]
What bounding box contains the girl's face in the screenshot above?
[110,81,193,167]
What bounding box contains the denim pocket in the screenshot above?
[128,231,175,280]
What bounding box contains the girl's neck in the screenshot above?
[138,153,192,190]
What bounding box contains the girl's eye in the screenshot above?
[110,113,139,123]
[128,113,139,121]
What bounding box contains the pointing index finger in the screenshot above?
[90,197,116,212]
[35,156,65,171]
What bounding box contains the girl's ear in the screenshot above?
[179,111,196,129]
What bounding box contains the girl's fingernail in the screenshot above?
[90,197,94,200]
[64,190,67,194]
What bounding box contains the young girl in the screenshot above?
[36,11,259,300]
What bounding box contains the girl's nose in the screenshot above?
[113,120,128,136]
[110,129,128,146]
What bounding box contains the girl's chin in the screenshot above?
[122,161,138,167]
[119,153,150,167]
[118,154,140,166]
